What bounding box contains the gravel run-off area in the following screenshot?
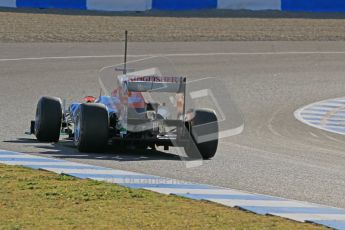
[2,8,345,42]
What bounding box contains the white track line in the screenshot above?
[0,154,55,159]
[274,214,345,222]
[147,188,250,195]
[100,177,187,184]
[0,54,148,62]
[211,199,318,208]
[3,51,345,62]
[0,161,84,166]
[44,168,143,175]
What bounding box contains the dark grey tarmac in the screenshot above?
[1,41,345,208]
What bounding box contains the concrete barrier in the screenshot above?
[1,0,16,8]
[2,0,345,12]
[16,0,86,10]
[87,0,152,12]
[218,0,281,10]
[152,0,217,10]
[281,0,345,12]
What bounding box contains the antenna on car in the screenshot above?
[123,30,128,75]
[115,31,134,74]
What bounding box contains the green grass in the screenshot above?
[0,164,326,230]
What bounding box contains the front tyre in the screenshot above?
[35,96,62,142]
[187,109,219,159]
[74,103,109,153]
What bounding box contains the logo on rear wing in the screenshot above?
[123,76,185,93]
[128,76,180,83]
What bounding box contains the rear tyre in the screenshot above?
[74,103,109,153]
[187,109,219,159]
[35,96,62,142]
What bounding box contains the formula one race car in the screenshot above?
[30,69,218,159]
[29,39,219,160]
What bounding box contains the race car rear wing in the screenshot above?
[118,72,186,93]
[126,76,186,93]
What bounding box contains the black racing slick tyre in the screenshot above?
[74,103,109,153]
[188,109,219,160]
[35,96,63,142]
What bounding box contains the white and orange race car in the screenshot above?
[30,60,219,160]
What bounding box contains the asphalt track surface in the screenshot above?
[1,41,345,209]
